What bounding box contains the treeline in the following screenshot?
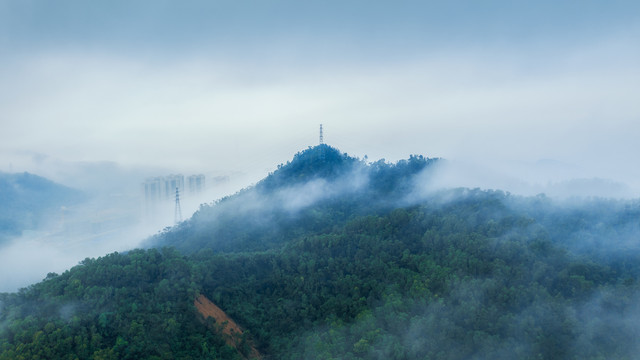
[3,189,640,359]
[0,248,241,360]
[3,147,640,359]
[188,193,640,359]
[149,146,439,254]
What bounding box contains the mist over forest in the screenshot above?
[0,164,237,293]
[2,0,640,358]
[2,145,640,359]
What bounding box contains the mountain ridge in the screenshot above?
[147,145,439,253]
[0,171,85,243]
[2,147,640,359]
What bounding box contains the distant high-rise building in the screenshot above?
[174,187,182,224]
[142,176,163,203]
[142,173,205,221]
[188,174,205,195]
[142,174,184,219]
[164,174,185,200]
[142,176,162,219]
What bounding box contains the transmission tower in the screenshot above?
[174,187,182,224]
[319,124,326,161]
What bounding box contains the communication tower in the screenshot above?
[174,187,182,224]
[319,124,326,161]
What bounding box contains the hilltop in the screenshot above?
[147,145,439,253]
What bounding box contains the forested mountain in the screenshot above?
[149,145,438,253]
[2,146,640,359]
[0,172,85,243]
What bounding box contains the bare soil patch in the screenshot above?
[194,294,261,359]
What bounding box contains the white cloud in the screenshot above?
[0,28,638,190]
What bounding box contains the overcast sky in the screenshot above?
[1,0,640,192]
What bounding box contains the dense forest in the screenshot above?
[2,146,640,359]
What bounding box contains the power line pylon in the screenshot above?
[319,124,325,161]
[174,187,182,224]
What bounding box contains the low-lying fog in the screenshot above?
[2,147,640,293]
[424,158,639,199]
[0,160,258,293]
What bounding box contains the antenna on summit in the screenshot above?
[318,124,326,161]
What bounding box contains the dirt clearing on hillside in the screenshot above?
[194,294,261,359]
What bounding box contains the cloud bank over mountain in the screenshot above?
[0,1,639,193]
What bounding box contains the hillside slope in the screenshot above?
[195,294,261,359]
[2,147,640,359]
[148,145,438,253]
